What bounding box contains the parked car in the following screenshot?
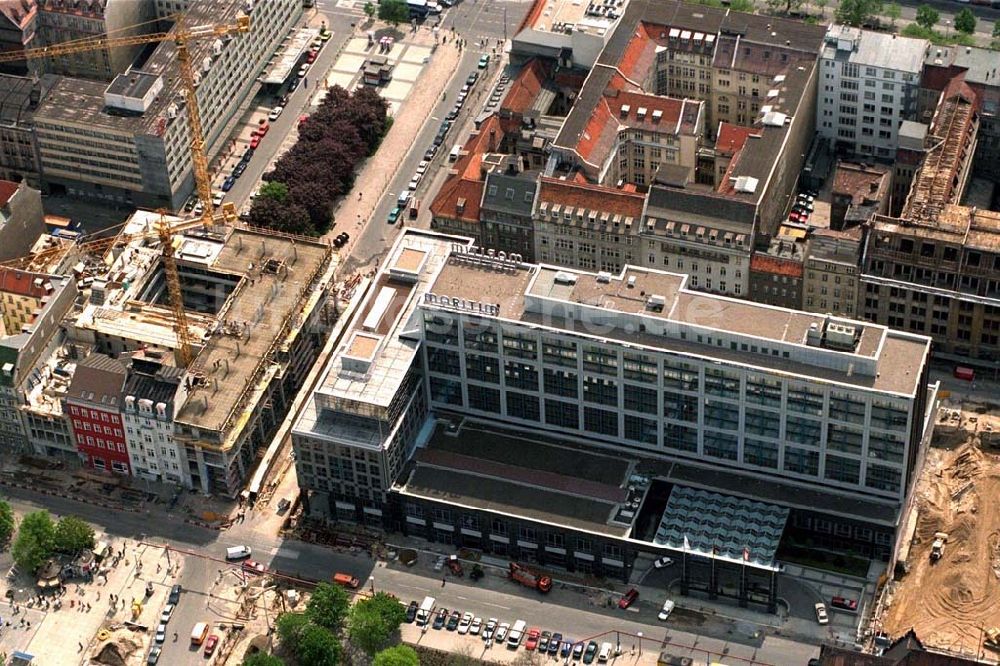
[221,176,236,192]
[583,641,599,663]
[446,609,461,631]
[405,601,418,623]
[469,616,482,635]
[154,623,166,643]
[432,608,447,629]
[408,176,420,190]
[193,202,204,216]
[320,28,332,41]
[549,632,562,654]
[242,560,265,574]
[573,642,585,660]
[815,602,829,625]
[478,54,490,68]
[204,634,219,656]
[831,596,859,612]
[388,206,402,224]
[160,604,174,624]
[232,162,247,178]
[447,108,458,121]
[212,191,225,206]
[183,196,197,212]
[289,77,300,92]
[482,618,497,641]
[618,588,639,609]
[241,148,254,163]
[560,640,573,658]
[249,136,261,149]
[494,622,510,643]
[539,630,552,652]
[298,64,310,78]
[525,628,540,650]
[416,160,429,175]
[653,556,674,569]
[268,106,283,121]
[598,642,613,662]
[306,50,317,64]
[458,612,473,634]
[424,145,437,160]
[466,71,479,85]
[658,599,676,621]
[147,646,162,665]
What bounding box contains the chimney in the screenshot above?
[489,128,496,152]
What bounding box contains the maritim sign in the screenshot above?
[423,292,501,316]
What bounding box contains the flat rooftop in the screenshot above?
[873,205,1000,252]
[396,420,633,537]
[75,303,214,351]
[527,0,624,33]
[428,254,931,396]
[174,227,331,437]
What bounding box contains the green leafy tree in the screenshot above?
[305,583,350,631]
[363,1,375,18]
[915,4,939,29]
[954,8,976,34]
[730,0,755,11]
[836,0,883,26]
[349,592,407,654]
[258,181,289,203]
[275,612,310,645]
[53,516,94,553]
[992,21,1000,49]
[815,0,828,17]
[243,653,284,666]
[296,624,342,666]
[0,499,15,544]
[12,511,55,572]
[884,1,901,26]
[765,0,802,14]
[373,645,420,666]
[377,0,410,26]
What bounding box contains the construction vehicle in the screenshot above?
[930,532,948,562]
[985,627,1000,649]
[131,598,143,620]
[509,562,552,593]
[0,15,250,368]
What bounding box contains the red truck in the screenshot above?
[509,562,552,593]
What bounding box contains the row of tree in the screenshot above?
[0,499,96,574]
[245,582,411,665]
[247,85,389,236]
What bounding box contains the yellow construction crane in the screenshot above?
[0,16,251,367]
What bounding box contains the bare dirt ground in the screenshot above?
[883,404,1000,656]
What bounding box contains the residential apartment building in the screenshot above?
[0,267,76,451]
[533,176,645,274]
[0,74,54,186]
[804,227,863,319]
[0,0,37,77]
[748,230,806,310]
[33,0,301,208]
[0,178,45,262]
[816,26,926,160]
[480,167,538,263]
[35,0,157,81]
[65,352,129,474]
[122,356,188,486]
[861,76,1000,362]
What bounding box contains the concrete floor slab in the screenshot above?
[335,53,367,72]
[383,79,414,101]
[393,62,424,82]
[402,45,433,63]
[327,71,357,89]
[346,37,372,53]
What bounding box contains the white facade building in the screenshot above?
[122,360,189,487]
[816,26,927,160]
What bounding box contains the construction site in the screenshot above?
[878,399,1000,659]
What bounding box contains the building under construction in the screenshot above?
[32,211,340,495]
[861,76,1000,366]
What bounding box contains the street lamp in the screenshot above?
[637,631,643,657]
[368,575,375,595]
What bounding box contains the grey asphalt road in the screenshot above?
[0,481,822,665]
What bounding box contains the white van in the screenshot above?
[507,619,526,648]
[598,642,613,662]
[449,143,462,162]
[415,596,435,626]
[225,545,252,560]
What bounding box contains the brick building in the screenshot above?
[65,352,129,474]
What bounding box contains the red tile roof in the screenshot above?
[502,58,550,116]
[617,23,661,81]
[715,123,761,157]
[0,180,19,206]
[0,267,51,299]
[750,253,803,278]
[537,177,646,218]
[430,115,504,224]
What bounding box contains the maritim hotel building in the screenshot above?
[292,230,937,610]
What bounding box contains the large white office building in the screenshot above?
[816,25,927,160]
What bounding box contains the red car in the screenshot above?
[524,628,541,650]
[203,634,219,656]
[249,136,261,149]
[306,50,318,63]
[256,122,269,137]
[618,588,639,609]
[242,559,265,574]
[831,596,858,612]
